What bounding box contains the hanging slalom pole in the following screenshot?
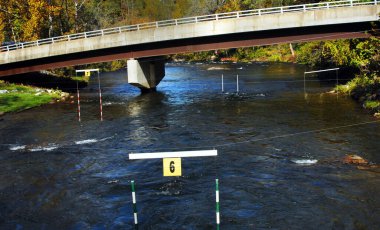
[216,179,220,230]
[97,71,103,121]
[303,72,306,97]
[75,69,101,121]
[335,69,339,86]
[335,69,340,99]
[131,180,138,229]
[236,74,239,93]
[221,74,224,93]
[304,68,339,98]
[76,81,81,122]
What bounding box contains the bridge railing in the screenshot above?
[0,0,377,53]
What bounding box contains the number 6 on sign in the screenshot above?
[163,158,182,176]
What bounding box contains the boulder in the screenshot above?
[343,155,368,165]
[60,92,69,98]
[357,165,380,173]
[326,90,336,94]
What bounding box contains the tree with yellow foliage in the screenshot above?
[23,0,48,41]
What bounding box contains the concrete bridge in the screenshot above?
[0,0,379,91]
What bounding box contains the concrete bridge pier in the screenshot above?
[127,58,165,93]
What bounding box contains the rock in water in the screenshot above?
[343,155,368,164]
[357,165,380,173]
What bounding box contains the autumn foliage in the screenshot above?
[0,0,229,44]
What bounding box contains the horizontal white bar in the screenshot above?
[129,149,217,160]
[75,69,99,73]
[304,68,339,74]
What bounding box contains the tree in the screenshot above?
[0,0,26,43]
[351,37,380,74]
[172,0,190,18]
[216,0,242,12]
[23,0,49,41]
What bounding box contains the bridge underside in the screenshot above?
[0,22,376,77]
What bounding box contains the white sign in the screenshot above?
[129,150,217,160]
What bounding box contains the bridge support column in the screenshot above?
[127,58,165,93]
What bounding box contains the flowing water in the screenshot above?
[0,63,379,229]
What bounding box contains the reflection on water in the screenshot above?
[0,63,379,229]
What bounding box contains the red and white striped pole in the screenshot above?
[97,71,103,121]
[99,89,103,121]
[76,81,81,122]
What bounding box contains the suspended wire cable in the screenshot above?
[120,120,380,153]
[3,119,378,152]
[2,78,352,92]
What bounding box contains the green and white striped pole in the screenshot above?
[131,180,138,229]
[216,179,220,230]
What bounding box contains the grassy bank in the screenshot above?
[0,80,66,114]
[335,74,380,117]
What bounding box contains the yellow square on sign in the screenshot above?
[163,158,182,176]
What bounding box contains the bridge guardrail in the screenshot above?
[0,0,377,53]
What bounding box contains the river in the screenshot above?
[0,63,379,229]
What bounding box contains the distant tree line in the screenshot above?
[0,0,224,43]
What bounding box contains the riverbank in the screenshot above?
[171,44,296,64]
[0,70,91,115]
[335,74,380,117]
[0,80,70,115]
